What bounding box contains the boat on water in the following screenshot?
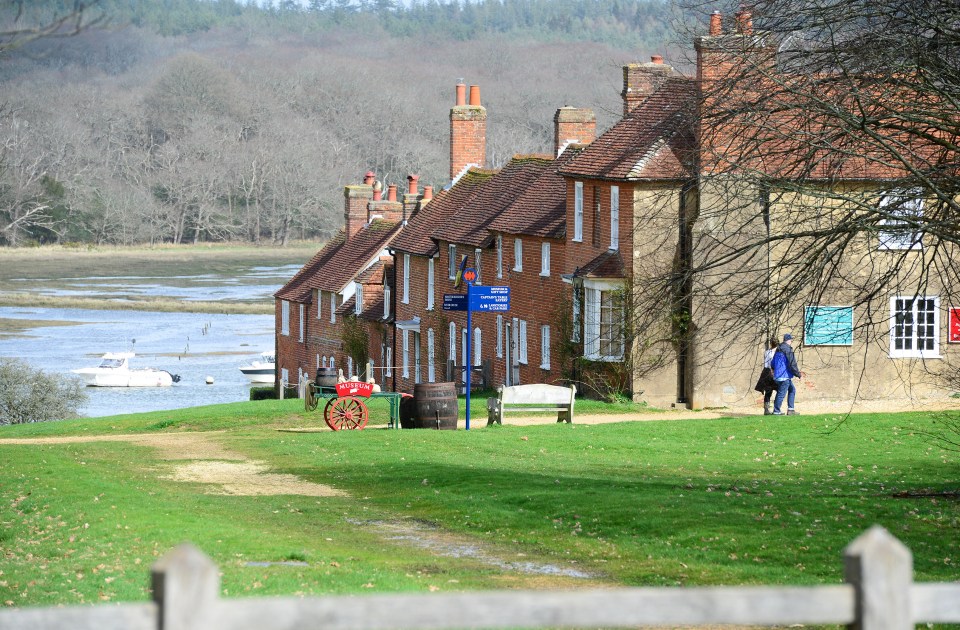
[72,353,181,387]
[239,351,275,384]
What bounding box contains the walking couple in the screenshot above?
[755,333,804,415]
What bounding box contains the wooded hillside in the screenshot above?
[0,0,677,247]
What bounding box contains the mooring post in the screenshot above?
[152,543,220,630]
[844,525,913,630]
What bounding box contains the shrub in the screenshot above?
[0,358,88,424]
[249,386,277,401]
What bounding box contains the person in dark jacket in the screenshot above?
[771,333,803,415]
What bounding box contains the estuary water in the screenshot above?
[0,264,301,418]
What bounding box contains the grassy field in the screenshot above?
[1,401,958,610]
[0,242,320,314]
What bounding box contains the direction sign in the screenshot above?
[442,293,468,311]
[462,267,478,285]
[469,285,510,312]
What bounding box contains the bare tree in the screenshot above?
[0,0,105,55]
[664,0,960,401]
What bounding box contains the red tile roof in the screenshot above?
[573,250,625,279]
[433,155,556,248]
[389,169,495,257]
[489,148,584,239]
[559,77,697,181]
[274,220,401,302]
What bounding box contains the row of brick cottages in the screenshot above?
[275,13,959,410]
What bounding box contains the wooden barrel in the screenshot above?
[412,382,458,430]
[315,367,338,388]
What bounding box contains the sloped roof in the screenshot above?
[559,77,697,181]
[336,295,356,315]
[274,219,401,302]
[488,147,584,239]
[390,169,495,257]
[432,155,556,248]
[274,231,346,302]
[573,250,625,279]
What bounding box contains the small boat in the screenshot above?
[72,353,180,387]
[239,351,275,383]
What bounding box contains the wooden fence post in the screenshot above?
[152,543,221,630]
[844,525,913,630]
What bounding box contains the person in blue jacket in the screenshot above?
[771,333,803,415]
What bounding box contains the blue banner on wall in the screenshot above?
[804,306,854,346]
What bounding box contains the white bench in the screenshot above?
[487,383,576,425]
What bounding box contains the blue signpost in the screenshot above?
[445,272,510,430]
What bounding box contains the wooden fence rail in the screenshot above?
[2,526,959,630]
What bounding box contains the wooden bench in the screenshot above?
[487,383,576,425]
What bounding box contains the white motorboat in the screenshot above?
[239,351,275,384]
[72,353,180,388]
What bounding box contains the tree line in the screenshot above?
[0,0,674,247]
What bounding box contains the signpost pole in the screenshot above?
[465,280,472,431]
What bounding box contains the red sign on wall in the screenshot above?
[949,308,960,343]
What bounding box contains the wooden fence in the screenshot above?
[2,526,959,630]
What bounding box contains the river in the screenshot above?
[0,265,300,418]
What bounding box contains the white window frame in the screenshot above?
[879,190,924,251]
[414,331,421,384]
[610,185,620,250]
[402,253,411,304]
[583,279,625,361]
[449,322,457,369]
[540,242,550,276]
[402,329,410,378]
[385,347,393,377]
[448,244,457,279]
[329,356,335,370]
[281,300,290,336]
[473,327,482,366]
[513,238,523,272]
[496,234,503,279]
[316,290,322,320]
[330,293,336,324]
[298,304,305,341]
[890,295,940,358]
[461,328,468,383]
[541,325,551,369]
[574,181,584,242]
[518,319,528,364]
[427,328,436,382]
[427,258,435,310]
[496,314,503,358]
[383,285,391,319]
[354,284,363,315]
[475,248,482,284]
[572,285,581,342]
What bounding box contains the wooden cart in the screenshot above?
[305,380,402,430]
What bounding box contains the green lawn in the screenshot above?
[1,401,958,609]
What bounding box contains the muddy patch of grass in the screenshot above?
[0,316,81,338]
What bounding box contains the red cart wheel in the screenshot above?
[324,396,369,431]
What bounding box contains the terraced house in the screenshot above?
[276,11,959,410]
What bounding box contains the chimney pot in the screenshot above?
[455,82,466,106]
[651,54,663,64]
[468,85,481,106]
[709,10,722,35]
[387,184,397,202]
[407,174,419,195]
[423,185,433,200]
[364,171,376,185]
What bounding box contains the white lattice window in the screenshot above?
[281,301,290,336]
[513,238,523,272]
[402,330,410,378]
[496,235,503,278]
[448,244,457,279]
[540,325,551,369]
[540,242,550,276]
[298,304,305,341]
[518,319,528,364]
[574,181,584,242]
[427,258,435,310]
[584,280,625,361]
[890,296,940,358]
[402,254,411,304]
[879,190,924,250]
[610,185,620,250]
[427,328,436,382]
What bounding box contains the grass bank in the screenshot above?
[1,403,957,609]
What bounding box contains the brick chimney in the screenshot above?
[402,174,420,222]
[450,80,487,180]
[554,107,596,157]
[344,176,374,241]
[367,181,404,224]
[622,55,674,117]
[695,8,773,84]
